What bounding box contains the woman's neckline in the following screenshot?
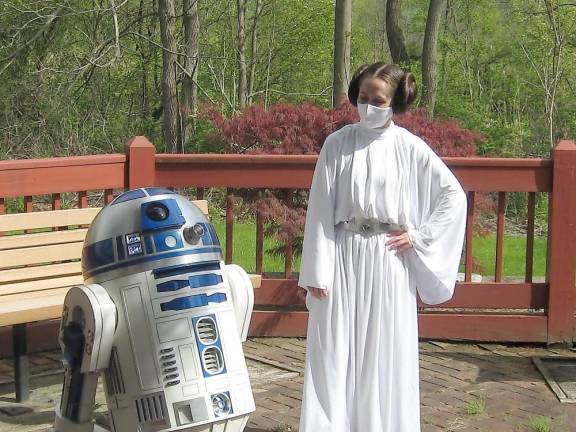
[354,120,397,138]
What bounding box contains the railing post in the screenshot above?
[125,136,156,189]
[547,140,576,346]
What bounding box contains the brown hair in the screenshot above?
[347,62,417,114]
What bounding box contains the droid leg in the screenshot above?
[223,264,255,342]
[53,284,116,432]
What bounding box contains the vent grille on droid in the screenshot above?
[135,392,169,426]
[202,347,225,374]
[159,348,180,387]
[196,317,218,344]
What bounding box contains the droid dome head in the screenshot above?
[81,188,223,282]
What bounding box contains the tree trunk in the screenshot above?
[158,0,180,153]
[237,0,248,109]
[543,0,563,148]
[333,0,352,108]
[248,0,263,104]
[385,0,410,65]
[182,0,200,150]
[137,0,149,119]
[422,0,447,119]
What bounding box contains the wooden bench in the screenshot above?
[0,200,261,402]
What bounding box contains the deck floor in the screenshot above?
[1,338,575,431]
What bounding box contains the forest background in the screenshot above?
[2,0,575,158]
[1,0,574,276]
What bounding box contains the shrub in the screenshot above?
[203,100,488,273]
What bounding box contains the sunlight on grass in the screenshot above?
[211,218,302,274]
[271,422,293,432]
[7,215,546,278]
[464,393,487,415]
[469,233,547,278]
[212,217,547,277]
[528,416,552,432]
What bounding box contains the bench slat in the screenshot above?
[0,290,69,326]
[134,199,210,215]
[0,243,83,269]
[0,264,257,287]
[0,208,101,232]
[0,262,82,284]
[0,275,84,296]
[249,274,262,289]
[0,229,88,251]
[0,199,215,328]
[192,200,209,216]
[0,273,260,295]
[0,200,209,233]
[0,286,74,303]
[0,275,261,326]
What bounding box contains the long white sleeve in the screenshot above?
[297,139,337,293]
[405,137,468,305]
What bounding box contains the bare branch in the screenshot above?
[0,6,65,75]
[175,59,217,105]
[250,86,332,98]
[206,61,235,110]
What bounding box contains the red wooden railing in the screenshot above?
[1,136,575,346]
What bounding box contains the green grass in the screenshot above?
[271,423,293,432]
[464,393,487,415]
[465,233,548,278]
[211,218,293,274]
[4,216,548,278]
[528,416,552,432]
[212,218,548,278]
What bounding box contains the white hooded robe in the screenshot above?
[297,120,468,432]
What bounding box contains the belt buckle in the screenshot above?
[342,217,395,235]
[359,221,372,233]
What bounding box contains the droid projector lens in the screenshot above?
[146,202,169,221]
[211,393,232,416]
[183,224,204,245]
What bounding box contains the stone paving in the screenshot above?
[1,338,576,431]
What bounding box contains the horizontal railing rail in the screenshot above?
[0,136,574,346]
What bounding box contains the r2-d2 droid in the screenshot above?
[53,188,256,432]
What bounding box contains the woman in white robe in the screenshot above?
[297,63,468,432]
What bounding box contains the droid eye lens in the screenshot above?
[146,202,169,221]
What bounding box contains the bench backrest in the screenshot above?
[0,200,209,290]
[0,200,210,327]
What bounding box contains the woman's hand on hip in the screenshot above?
[385,230,413,254]
[309,287,329,299]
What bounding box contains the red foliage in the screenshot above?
[395,107,483,157]
[203,101,491,268]
[203,101,483,158]
[202,101,358,155]
[253,190,307,244]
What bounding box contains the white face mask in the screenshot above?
[357,103,393,129]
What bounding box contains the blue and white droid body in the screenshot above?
[53,188,256,432]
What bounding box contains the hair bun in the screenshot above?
[347,63,371,106]
[347,62,417,113]
[394,71,417,114]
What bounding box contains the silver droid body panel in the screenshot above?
[54,188,255,432]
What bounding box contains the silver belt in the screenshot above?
[336,217,405,235]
